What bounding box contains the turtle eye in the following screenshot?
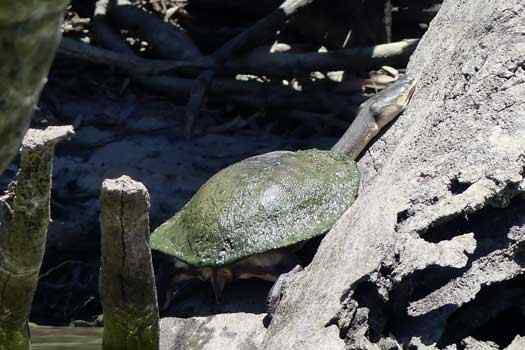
[370,99,387,116]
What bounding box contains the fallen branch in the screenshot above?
[213,0,317,65]
[58,37,210,75]
[58,37,417,77]
[134,75,357,113]
[186,0,318,137]
[109,0,202,60]
[92,0,136,55]
[171,0,281,14]
[225,39,419,76]
[184,70,214,137]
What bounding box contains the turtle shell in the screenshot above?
[150,149,360,267]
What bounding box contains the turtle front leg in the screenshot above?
[157,257,205,311]
[210,268,233,304]
[266,265,304,321]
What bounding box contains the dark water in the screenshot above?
[31,325,102,350]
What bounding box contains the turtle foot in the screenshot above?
[266,265,304,323]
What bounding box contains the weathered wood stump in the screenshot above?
[100,176,159,350]
[0,126,74,350]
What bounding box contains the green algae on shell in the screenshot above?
[150,149,360,267]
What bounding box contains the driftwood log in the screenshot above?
[0,1,69,174]
[225,39,418,77]
[0,126,74,350]
[57,37,418,77]
[93,0,202,60]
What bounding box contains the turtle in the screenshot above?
[150,76,416,305]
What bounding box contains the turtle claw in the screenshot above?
[211,278,224,304]
[266,265,304,321]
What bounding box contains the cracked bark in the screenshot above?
[100,175,159,350]
[0,126,74,350]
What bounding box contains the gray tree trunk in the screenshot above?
[0,1,69,174]
[262,0,525,349]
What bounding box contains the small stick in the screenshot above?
[184,70,214,138]
[100,176,159,350]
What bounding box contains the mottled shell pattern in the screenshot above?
[150,149,360,267]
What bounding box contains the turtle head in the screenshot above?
[369,75,417,129]
[331,75,416,159]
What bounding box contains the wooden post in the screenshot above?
[0,126,74,350]
[100,176,159,350]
